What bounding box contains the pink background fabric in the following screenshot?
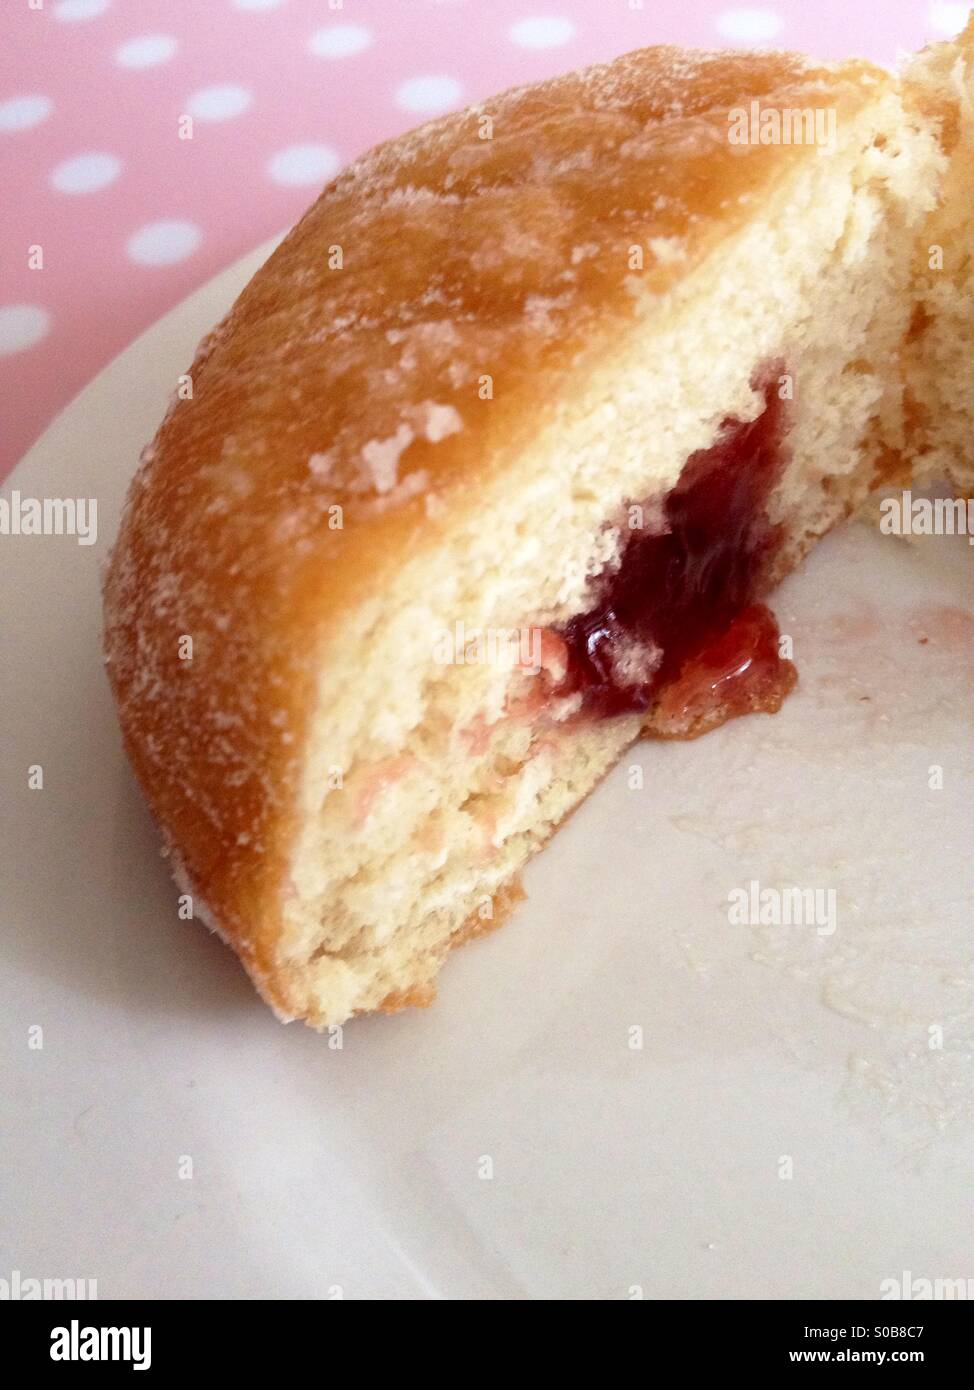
[1,0,967,480]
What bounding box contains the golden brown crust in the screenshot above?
[102,43,891,1015]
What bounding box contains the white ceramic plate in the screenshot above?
[2,239,973,1301]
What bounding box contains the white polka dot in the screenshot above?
[715,8,784,44]
[308,25,373,59]
[0,304,50,357]
[127,220,201,267]
[115,34,178,69]
[929,3,970,35]
[50,151,121,195]
[267,143,341,186]
[185,85,252,122]
[53,0,111,21]
[0,95,52,133]
[509,16,576,49]
[394,75,462,114]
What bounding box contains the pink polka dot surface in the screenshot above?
[0,0,954,477]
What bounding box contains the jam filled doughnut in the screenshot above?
[104,26,974,1026]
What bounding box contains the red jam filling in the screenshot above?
[554,368,797,734]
